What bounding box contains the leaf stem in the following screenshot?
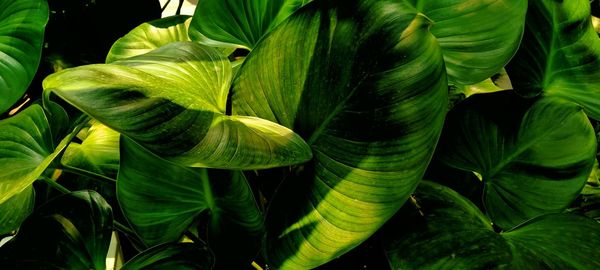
[176,0,184,15]
[61,166,116,185]
[41,176,71,194]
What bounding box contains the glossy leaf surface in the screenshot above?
[189,0,310,48]
[106,15,192,63]
[118,137,264,269]
[409,0,527,85]
[506,0,600,120]
[61,120,120,177]
[0,105,74,204]
[232,0,447,268]
[121,243,214,270]
[0,190,113,270]
[44,41,312,169]
[437,92,596,229]
[0,0,49,113]
[384,182,600,269]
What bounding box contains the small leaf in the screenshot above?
[232,0,448,268]
[384,181,600,269]
[106,15,192,63]
[0,104,78,204]
[409,0,527,85]
[189,0,310,49]
[118,137,264,269]
[45,41,312,170]
[61,120,120,177]
[506,0,600,120]
[0,190,113,270]
[437,92,596,229]
[121,243,214,270]
[0,0,49,113]
[0,187,34,235]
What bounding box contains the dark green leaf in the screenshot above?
[504,214,600,269]
[61,120,120,177]
[118,137,264,269]
[437,92,596,229]
[506,0,600,120]
[189,0,310,49]
[409,0,527,85]
[232,0,447,268]
[0,190,113,270]
[0,104,78,204]
[0,187,34,235]
[0,0,49,113]
[106,15,192,63]
[384,181,600,269]
[384,181,511,269]
[44,41,312,170]
[121,243,214,270]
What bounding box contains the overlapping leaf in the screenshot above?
[0,104,75,204]
[106,15,192,63]
[407,0,527,85]
[506,0,600,120]
[61,120,120,177]
[437,92,596,229]
[44,41,312,169]
[189,0,310,49]
[232,0,447,268]
[0,0,49,113]
[0,187,34,235]
[384,181,600,269]
[118,137,264,269]
[0,190,113,269]
[121,243,214,270]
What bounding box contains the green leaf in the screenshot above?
[437,92,596,229]
[0,190,113,270]
[231,0,447,268]
[61,120,120,177]
[121,243,214,270]
[506,0,600,120]
[0,187,34,235]
[44,41,312,170]
[189,0,310,49]
[0,0,49,113]
[118,137,264,269]
[0,104,79,204]
[407,0,527,85]
[384,181,511,269]
[384,181,600,269]
[106,15,192,63]
[504,214,600,269]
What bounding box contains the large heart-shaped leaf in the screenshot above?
[231,0,447,268]
[384,181,600,269]
[0,0,49,113]
[506,0,600,120]
[44,41,312,170]
[0,104,78,204]
[121,243,214,270]
[61,120,120,177]
[0,190,113,269]
[106,15,192,63]
[0,187,34,235]
[408,0,527,85]
[189,0,310,49]
[118,137,264,269]
[437,92,596,229]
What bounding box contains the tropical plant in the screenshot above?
[1,0,600,269]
